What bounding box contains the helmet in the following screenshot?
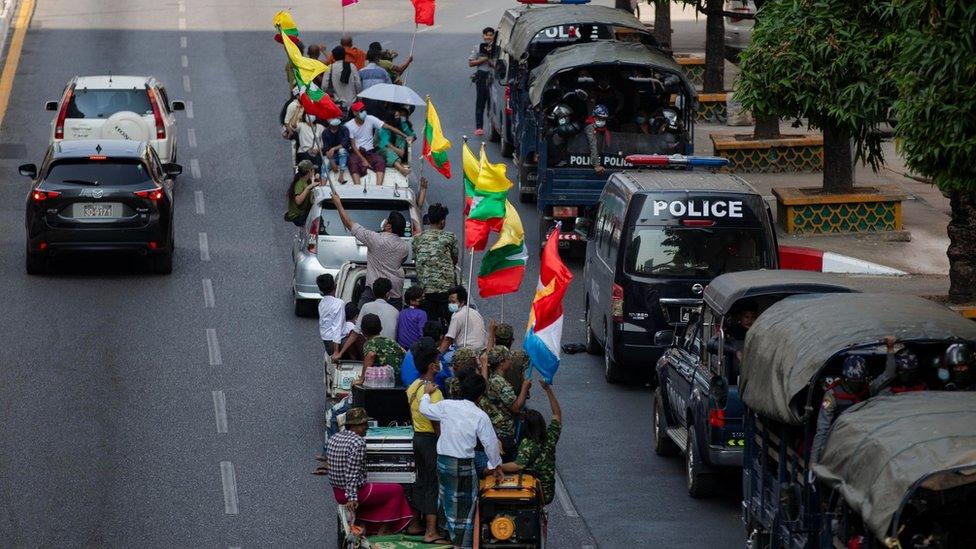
[593,104,609,118]
[549,104,573,120]
[944,343,972,367]
[661,108,680,130]
[841,355,867,382]
[894,350,920,374]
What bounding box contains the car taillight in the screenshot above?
[146,86,166,139]
[730,7,750,23]
[54,87,73,140]
[709,409,726,428]
[552,206,578,218]
[134,187,164,201]
[32,190,61,202]
[307,217,320,253]
[504,85,512,116]
[611,283,624,323]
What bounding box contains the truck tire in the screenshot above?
[500,133,514,158]
[584,302,602,355]
[486,110,501,143]
[686,427,717,498]
[653,389,679,457]
[518,163,536,203]
[295,297,317,318]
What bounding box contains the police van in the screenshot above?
[576,169,778,383]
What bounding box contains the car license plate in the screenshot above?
[679,307,694,323]
[73,202,122,218]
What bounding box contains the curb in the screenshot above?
[0,0,18,58]
[779,245,907,276]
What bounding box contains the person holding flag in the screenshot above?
[274,12,342,121]
[524,224,573,383]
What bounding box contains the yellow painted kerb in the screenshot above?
[0,0,36,128]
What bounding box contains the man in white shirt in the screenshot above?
[296,114,325,169]
[316,274,345,354]
[419,374,502,548]
[356,278,399,340]
[344,101,413,186]
[440,286,487,353]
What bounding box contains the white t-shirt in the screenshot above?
[297,120,325,154]
[344,114,384,151]
[446,305,486,351]
[356,298,399,341]
[318,295,345,343]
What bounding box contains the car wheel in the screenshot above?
[149,249,174,275]
[603,328,623,384]
[585,309,602,355]
[686,427,717,498]
[653,389,679,457]
[517,163,536,204]
[295,297,317,318]
[25,248,47,275]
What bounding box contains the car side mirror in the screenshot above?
[573,217,592,240]
[171,101,186,111]
[654,330,675,347]
[162,163,183,177]
[45,101,58,111]
[18,163,37,178]
[706,335,720,355]
[710,375,729,408]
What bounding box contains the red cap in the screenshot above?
[350,101,366,112]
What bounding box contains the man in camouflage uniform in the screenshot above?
[360,313,407,383]
[412,203,458,326]
[445,347,478,399]
[481,346,531,460]
[492,323,532,393]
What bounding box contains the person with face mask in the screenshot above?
[320,117,351,183]
[622,108,653,135]
[583,104,612,175]
[344,101,414,186]
[870,336,928,395]
[812,355,869,462]
[942,343,975,391]
[439,286,486,354]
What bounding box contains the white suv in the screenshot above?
[45,75,185,163]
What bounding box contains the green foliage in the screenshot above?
[736,0,897,171]
[892,1,976,191]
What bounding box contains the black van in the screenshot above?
[576,170,778,383]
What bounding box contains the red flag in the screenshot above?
[342,0,358,6]
[412,0,435,26]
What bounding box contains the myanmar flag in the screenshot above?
[423,98,452,179]
[280,28,328,86]
[277,24,341,120]
[464,145,510,250]
[299,82,343,120]
[478,201,527,298]
[273,11,301,45]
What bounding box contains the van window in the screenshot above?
[319,199,413,237]
[624,227,768,278]
[67,89,153,119]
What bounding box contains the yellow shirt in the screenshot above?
[408,379,443,433]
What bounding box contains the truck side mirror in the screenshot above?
[706,336,720,355]
[654,330,675,347]
[573,217,592,240]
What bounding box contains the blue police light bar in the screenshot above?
[625,154,730,168]
[517,0,590,4]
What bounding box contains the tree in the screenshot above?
[749,0,779,139]
[735,0,896,193]
[892,1,976,302]
[654,0,673,51]
[676,0,725,93]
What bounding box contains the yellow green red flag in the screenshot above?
[423,97,452,178]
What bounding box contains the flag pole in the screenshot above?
[500,294,505,323]
[463,244,475,345]
[403,24,418,86]
[342,3,346,35]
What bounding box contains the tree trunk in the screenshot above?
[753,113,780,139]
[821,121,854,194]
[947,191,976,303]
[702,0,725,93]
[614,0,633,12]
[654,0,672,51]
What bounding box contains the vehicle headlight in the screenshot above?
[490,515,516,541]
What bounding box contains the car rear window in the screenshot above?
[46,160,152,186]
[67,89,153,119]
[320,199,413,237]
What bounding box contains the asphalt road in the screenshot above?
[0,1,951,547]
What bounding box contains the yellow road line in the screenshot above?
[0,0,37,128]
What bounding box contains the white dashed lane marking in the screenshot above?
[185,100,194,119]
[206,328,221,365]
[220,461,239,515]
[183,75,191,93]
[417,24,441,33]
[212,390,228,433]
[180,36,187,48]
[202,278,215,308]
[194,190,205,214]
[178,3,185,12]
[181,54,188,68]
[465,8,491,18]
[178,17,186,30]
[198,232,210,261]
[190,158,201,179]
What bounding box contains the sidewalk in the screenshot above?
[0,1,18,56]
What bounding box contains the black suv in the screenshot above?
[21,140,182,274]
[652,270,856,498]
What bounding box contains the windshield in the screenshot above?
[624,227,769,278]
[320,199,413,237]
[67,89,153,119]
[45,160,152,186]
